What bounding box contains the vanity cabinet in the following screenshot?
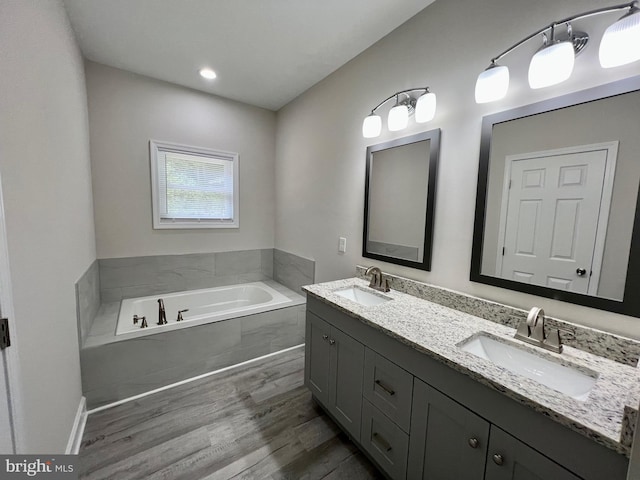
[304,311,364,441]
[409,379,581,480]
[304,296,628,480]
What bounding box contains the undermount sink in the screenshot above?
[459,333,598,401]
[334,286,391,306]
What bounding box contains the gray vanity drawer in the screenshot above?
[361,398,409,480]
[363,348,413,432]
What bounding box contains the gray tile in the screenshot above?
[99,256,159,289]
[81,320,242,394]
[261,248,274,278]
[215,250,262,276]
[76,260,101,347]
[273,249,315,294]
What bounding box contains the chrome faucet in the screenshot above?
[157,299,167,325]
[177,309,189,322]
[514,307,572,353]
[365,266,390,293]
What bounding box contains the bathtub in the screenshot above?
[116,281,293,337]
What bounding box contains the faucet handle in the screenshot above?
[177,309,189,321]
[527,307,545,342]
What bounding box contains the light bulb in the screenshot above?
[199,68,217,80]
[388,104,409,131]
[528,41,575,89]
[475,64,509,103]
[362,114,382,138]
[415,92,437,122]
[599,8,640,68]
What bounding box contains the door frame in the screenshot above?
[495,141,619,296]
[0,173,22,453]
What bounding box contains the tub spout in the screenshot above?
[157,299,167,325]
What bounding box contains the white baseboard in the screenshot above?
[66,396,87,454]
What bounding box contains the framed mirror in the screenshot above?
[363,129,440,271]
[471,75,640,317]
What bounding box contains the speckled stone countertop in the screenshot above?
[303,277,640,457]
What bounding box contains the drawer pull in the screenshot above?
[493,454,504,466]
[322,334,329,341]
[375,379,396,396]
[372,432,393,453]
[468,437,479,449]
[329,339,336,345]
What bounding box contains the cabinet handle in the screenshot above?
[375,379,396,396]
[372,432,393,453]
[468,437,479,449]
[493,454,504,466]
[322,334,329,341]
[329,339,336,345]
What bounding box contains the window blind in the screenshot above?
[158,151,234,221]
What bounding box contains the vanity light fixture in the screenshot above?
[475,1,640,103]
[199,68,217,80]
[362,87,436,138]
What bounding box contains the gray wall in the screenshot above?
[86,61,277,258]
[275,0,640,339]
[0,0,97,452]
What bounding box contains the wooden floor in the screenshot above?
[78,346,383,479]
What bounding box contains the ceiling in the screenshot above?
[63,0,437,111]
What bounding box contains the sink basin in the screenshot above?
[334,286,391,306]
[459,333,598,401]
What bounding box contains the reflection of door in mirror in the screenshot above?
[495,142,617,296]
[480,90,640,303]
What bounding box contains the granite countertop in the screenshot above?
[303,277,640,457]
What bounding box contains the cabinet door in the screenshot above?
[328,326,365,441]
[304,312,331,405]
[408,379,490,480]
[485,427,582,480]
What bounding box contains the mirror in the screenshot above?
[471,75,640,317]
[363,129,440,271]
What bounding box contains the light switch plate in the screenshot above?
[339,237,347,253]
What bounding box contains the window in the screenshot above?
[150,140,239,229]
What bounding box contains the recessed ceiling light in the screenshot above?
[199,68,217,80]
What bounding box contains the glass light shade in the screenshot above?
[599,9,640,68]
[362,114,382,138]
[528,41,575,89]
[199,68,217,80]
[475,64,509,103]
[388,104,409,131]
[415,92,437,123]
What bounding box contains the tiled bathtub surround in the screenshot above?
[356,266,640,367]
[75,260,101,347]
[82,280,306,408]
[99,249,275,302]
[273,249,315,293]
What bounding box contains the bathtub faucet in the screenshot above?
[177,309,189,322]
[157,299,167,325]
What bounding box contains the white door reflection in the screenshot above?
[496,142,618,295]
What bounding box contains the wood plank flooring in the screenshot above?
[78,346,383,479]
